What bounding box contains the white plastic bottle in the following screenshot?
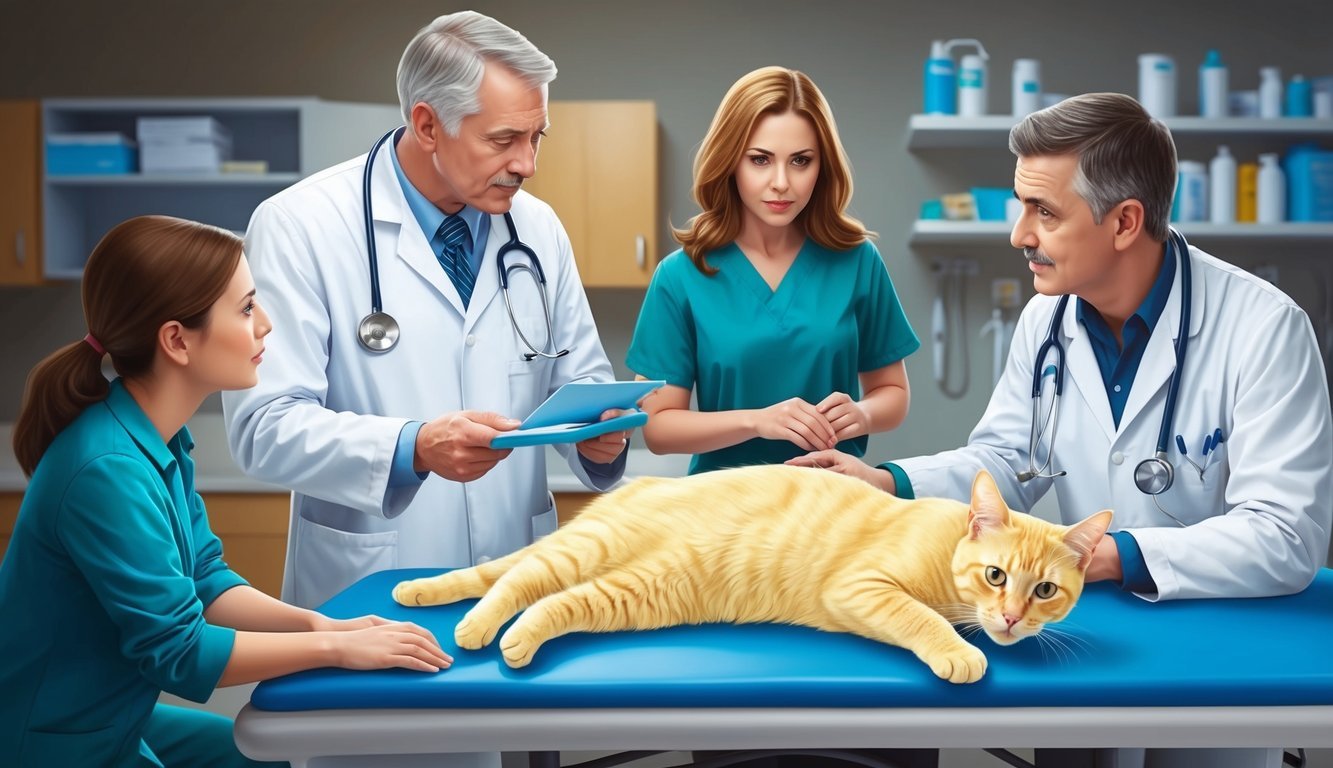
[1209,145,1237,223]
[1259,67,1283,119]
[958,53,989,117]
[1198,50,1229,118]
[1012,59,1041,116]
[1138,54,1177,118]
[1175,161,1208,222]
[1257,153,1286,223]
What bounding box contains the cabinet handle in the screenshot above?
[635,235,646,269]
[14,230,24,267]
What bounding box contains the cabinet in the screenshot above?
[0,101,42,285]
[524,101,659,288]
[40,98,401,278]
[906,115,1333,248]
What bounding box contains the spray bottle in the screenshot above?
[924,39,988,115]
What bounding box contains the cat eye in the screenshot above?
[984,566,1006,586]
[1034,582,1058,599]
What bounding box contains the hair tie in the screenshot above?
[83,334,105,356]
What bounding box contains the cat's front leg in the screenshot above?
[824,581,987,684]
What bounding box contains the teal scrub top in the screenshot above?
[0,379,245,767]
[627,239,919,474]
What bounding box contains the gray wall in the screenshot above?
[3,0,1332,464]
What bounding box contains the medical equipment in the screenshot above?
[357,127,569,360]
[933,259,975,400]
[1018,229,1194,503]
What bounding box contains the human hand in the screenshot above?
[576,409,632,465]
[786,449,896,493]
[331,621,453,673]
[816,392,871,441]
[416,411,518,482]
[1083,534,1123,583]
[754,397,837,451]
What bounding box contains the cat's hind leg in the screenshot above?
[823,579,987,684]
[392,549,523,608]
[497,572,686,668]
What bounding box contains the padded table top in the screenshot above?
[252,568,1333,711]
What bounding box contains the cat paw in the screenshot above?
[454,612,500,650]
[498,628,541,668]
[924,644,988,684]
[392,578,441,607]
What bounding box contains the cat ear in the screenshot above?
[967,470,1011,540]
[1064,509,1114,570]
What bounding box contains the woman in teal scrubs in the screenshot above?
[0,216,452,767]
[628,67,920,475]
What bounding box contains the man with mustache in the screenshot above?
[223,22,628,763]
[793,92,1332,768]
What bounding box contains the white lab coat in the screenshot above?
[222,149,623,610]
[900,245,1332,601]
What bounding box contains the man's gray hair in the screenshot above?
[396,11,557,137]
[1009,93,1177,242]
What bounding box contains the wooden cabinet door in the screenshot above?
[579,101,657,288]
[524,101,658,288]
[0,101,42,285]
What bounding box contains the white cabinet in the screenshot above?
[41,98,401,278]
[906,115,1333,249]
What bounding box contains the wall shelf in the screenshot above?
[907,114,1333,150]
[911,220,1333,246]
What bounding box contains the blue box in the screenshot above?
[971,187,1014,221]
[1284,145,1333,222]
[46,133,138,175]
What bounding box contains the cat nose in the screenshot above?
[1003,614,1021,628]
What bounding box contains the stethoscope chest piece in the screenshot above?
[358,311,400,352]
[1134,453,1175,495]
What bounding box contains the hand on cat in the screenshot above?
[415,410,517,482]
[786,449,896,493]
[755,397,838,451]
[815,392,871,441]
[330,621,453,673]
[576,409,633,465]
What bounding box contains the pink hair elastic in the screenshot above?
[83,334,105,356]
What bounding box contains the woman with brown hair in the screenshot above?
[628,66,919,475]
[0,216,450,767]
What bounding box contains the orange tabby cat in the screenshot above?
[393,466,1111,683]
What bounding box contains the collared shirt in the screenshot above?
[388,129,489,276]
[1076,248,1176,428]
[0,379,244,764]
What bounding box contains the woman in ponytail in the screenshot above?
[0,216,450,767]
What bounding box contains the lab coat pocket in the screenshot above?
[532,491,558,540]
[508,355,554,422]
[292,516,398,609]
[20,724,120,765]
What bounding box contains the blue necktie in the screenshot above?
[436,214,475,308]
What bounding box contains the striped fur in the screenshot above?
[394,466,1112,683]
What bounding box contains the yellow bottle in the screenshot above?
[1237,162,1258,222]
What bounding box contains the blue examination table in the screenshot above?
[235,568,1333,765]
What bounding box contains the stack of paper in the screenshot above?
[137,116,233,173]
[491,380,665,448]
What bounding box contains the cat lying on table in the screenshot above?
[393,465,1111,683]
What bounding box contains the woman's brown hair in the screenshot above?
[674,66,871,274]
[12,215,242,476]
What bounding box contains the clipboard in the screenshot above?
[490,380,665,448]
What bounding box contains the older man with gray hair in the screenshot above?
[225,15,629,766]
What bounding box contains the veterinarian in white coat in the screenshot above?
[222,12,629,619]
[794,93,1331,768]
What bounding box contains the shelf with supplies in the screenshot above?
[37,97,402,280]
[907,114,1333,150]
[911,220,1333,246]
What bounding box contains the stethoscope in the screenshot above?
[357,127,569,361]
[1017,228,1194,519]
